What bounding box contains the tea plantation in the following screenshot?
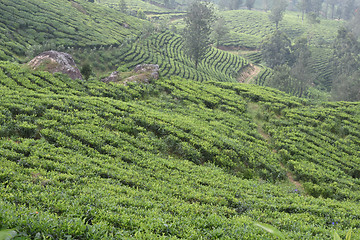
[0,0,144,61]
[0,62,360,239]
[71,31,248,82]
[1,0,360,239]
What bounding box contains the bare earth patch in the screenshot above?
[280,163,304,190]
[237,64,261,84]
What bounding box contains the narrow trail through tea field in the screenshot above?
[238,64,261,83]
[248,103,304,190]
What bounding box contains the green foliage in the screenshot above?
[268,0,288,29]
[0,229,16,240]
[246,0,256,10]
[71,31,248,82]
[137,8,146,19]
[212,17,230,47]
[80,63,93,80]
[219,0,243,10]
[256,222,354,240]
[1,62,360,238]
[101,0,170,13]
[255,222,286,239]
[183,1,216,69]
[214,10,341,49]
[330,27,360,101]
[0,0,145,61]
[262,34,315,96]
[119,0,128,13]
[261,31,292,68]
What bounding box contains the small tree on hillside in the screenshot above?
[261,31,292,68]
[212,17,229,47]
[183,1,215,69]
[246,0,256,10]
[330,27,360,101]
[348,10,360,38]
[81,63,92,80]
[268,0,288,29]
[120,0,128,13]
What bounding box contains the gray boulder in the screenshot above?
[28,50,83,80]
[101,71,120,83]
[101,64,160,84]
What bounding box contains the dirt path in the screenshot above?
[247,103,304,190]
[280,163,304,190]
[238,64,261,84]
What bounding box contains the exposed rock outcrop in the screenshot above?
[28,50,83,80]
[134,64,159,79]
[101,64,159,84]
[101,71,120,83]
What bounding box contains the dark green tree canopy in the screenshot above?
[246,0,256,10]
[331,27,360,101]
[183,1,216,69]
[219,0,243,10]
[268,0,288,29]
[261,31,293,68]
[81,63,93,80]
[212,17,230,47]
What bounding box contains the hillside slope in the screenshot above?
[0,0,249,83]
[0,0,144,61]
[72,31,248,82]
[0,62,360,239]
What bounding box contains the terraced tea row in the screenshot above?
[0,0,143,61]
[267,102,360,200]
[220,10,341,49]
[1,62,360,238]
[72,31,249,82]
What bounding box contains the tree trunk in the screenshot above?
[325,3,328,19]
[302,10,304,22]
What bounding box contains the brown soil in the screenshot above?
[238,64,261,84]
[280,163,304,190]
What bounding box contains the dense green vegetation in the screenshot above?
[71,31,248,82]
[0,0,144,61]
[1,62,360,239]
[1,0,360,239]
[172,10,342,49]
[170,9,343,94]
[0,0,250,84]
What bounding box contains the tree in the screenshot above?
[264,0,270,11]
[331,71,360,101]
[212,17,229,47]
[137,8,146,19]
[267,38,313,97]
[348,10,360,38]
[268,65,298,94]
[219,0,243,10]
[343,0,356,20]
[328,0,337,19]
[164,0,175,8]
[268,0,288,29]
[246,0,256,10]
[183,1,215,69]
[332,27,360,77]
[120,0,128,13]
[81,63,92,80]
[261,31,293,68]
[330,27,360,101]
